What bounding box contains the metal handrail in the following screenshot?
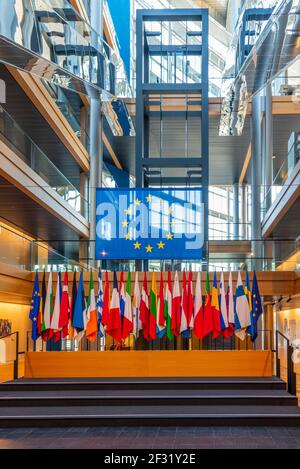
[0,331,19,380]
[275,330,297,395]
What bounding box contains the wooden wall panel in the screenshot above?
[25,350,273,378]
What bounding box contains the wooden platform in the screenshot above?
[24,350,272,378]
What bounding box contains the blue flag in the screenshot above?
[29,271,40,341]
[72,272,85,332]
[248,271,263,342]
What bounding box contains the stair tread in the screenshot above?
[0,389,294,399]
[3,376,285,384]
[1,404,300,417]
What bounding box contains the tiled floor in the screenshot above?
[1,426,300,449]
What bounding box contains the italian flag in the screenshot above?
[194,271,204,339]
[122,272,133,340]
[164,271,173,340]
[149,271,157,340]
[171,271,181,337]
[86,271,98,342]
[157,272,166,338]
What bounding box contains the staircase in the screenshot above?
[0,377,300,427]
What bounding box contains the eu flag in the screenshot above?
[95,188,204,260]
[29,271,40,341]
[248,271,263,342]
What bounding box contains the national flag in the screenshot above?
[211,271,221,339]
[29,271,41,341]
[203,271,213,338]
[248,271,263,341]
[50,271,62,342]
[122,271,133,340]
[164,271,173,340]
[101,271,110,326]
[180,272,190,338]
[187,271,194,330]
[86,271,98,342]
[244,270,252,314]
[140,272,150,340]
[171,271,181,337]
[43,271,53,340]
[68,271,77,339]
[132,272,141,336]
[219,271,229,336]
[157,272,166,338]
[97,269,104,338]
[149,271,157,340]
[38,270,46,336]
[72,271,86,341]
[119,271,126,326]
[234,271,251,341]
[106,271,122,343]
[225,271,235,339]
[59,271,69,339]
[194,271,204,339]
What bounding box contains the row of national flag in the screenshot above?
[29,270,263,343]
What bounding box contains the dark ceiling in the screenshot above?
[0,176,80,259]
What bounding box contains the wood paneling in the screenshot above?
[25,350,272,378]
[0,262,32,304]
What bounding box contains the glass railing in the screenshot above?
[0,105,89,218]
[262,137,300,216]
[0,223,89,272]
[42,80,90,152]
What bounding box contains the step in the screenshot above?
[0,377,287,392]
[1,404,300,427]
[0,389,296,407]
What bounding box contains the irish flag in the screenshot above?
[106,271,122,343]
[101,271,110,326]
[149,271,157,340]
[194,271,204,339]
[86,271,98,342]
[171,271,181,337]
[164,271,173,340]
[122,272,133,340]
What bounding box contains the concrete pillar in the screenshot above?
[265,83,273,211]
[233,182,239,240]
[226,0,243,34]
[240,183,247,239]
[89,0,103,264]
[251,93,263,270]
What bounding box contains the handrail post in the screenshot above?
[13,331,19,380]
[275,330,280,378]
[288,343,297,395]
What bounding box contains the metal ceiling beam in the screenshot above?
[142,158,202,168]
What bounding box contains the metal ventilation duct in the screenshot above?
[219,0,300,136]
